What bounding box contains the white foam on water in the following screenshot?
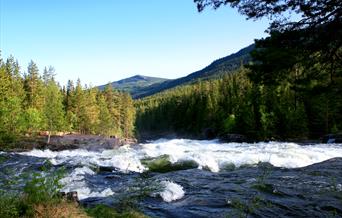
[15,139,342,200]
[21,147,145,173]
[19,139,342,173]
[60,166,114,200]
[140,139,342,171]
[336,184,342,192]
[159,180,185,202]
[59,166,95,187]
[61,186,114,200]
[94,148,146,173]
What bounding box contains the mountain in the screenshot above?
[133,44,254,98]
[98,75,170,97]
[98,44,254,98]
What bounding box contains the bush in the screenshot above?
[0,192,22,218]
[0,167,65,217]
[0,131,16,147]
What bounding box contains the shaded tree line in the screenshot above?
[0,55,135,145]
[135,63,341,140]
[195,0,341,138]
[135,0,341,140]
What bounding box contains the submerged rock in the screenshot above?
[141,155,199,173]
[202,128,217,140]
[322,134,342,143]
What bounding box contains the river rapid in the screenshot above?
[1,139,342,217]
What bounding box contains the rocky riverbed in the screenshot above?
[0,134,137,152]
[1,139,342,217]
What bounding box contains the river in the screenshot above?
[1,139,342,217]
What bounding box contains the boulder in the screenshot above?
[203,128,216,140]
[322,134,342,143]
[59,191,79,203]
[39,131,49,136]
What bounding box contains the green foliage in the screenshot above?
[44,80,66,132]
[223,114,236,133]
[23,107,44,134]
[0,131,16,146]
[194,0,342,139]
[0,166,149,218]
[136,66,322,140]
[0,54,136,147]
[23,168,64,205]
[228,195,265,218]
[0,167,65,218]
[0,193,22,218]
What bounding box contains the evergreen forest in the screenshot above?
[136,65,341,140]
[136,0,342,141]
[0,56,135,145]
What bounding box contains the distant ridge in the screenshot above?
[98,75,170,97]
[133,44,254,98]
[98,44,254,98]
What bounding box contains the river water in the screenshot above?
[1,139,342,217]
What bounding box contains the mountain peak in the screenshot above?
[98,75,170,94]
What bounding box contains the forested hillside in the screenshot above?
[0,55,135,145]
[136,64,342,140]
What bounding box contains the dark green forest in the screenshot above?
[136,65,341,140]
[136,0,342,140]
[0,56,135,145]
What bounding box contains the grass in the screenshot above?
[227,195,264,218]
[0,168,149,218]
[85,205,147,218]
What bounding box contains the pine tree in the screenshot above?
[103,85,121,135]
[73,79,85,133]
[25,60,45,109]
[97,94,113,136]
[120,93,135,138]
[65,80,76,131]
[44,79,66,143]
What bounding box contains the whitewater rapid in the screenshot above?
[21,139,342,172]
[19,139,342,201]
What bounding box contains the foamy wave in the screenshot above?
[60,166,114,200]
[140,139,342,171]
[159,180,185,202]
[19,139,342,173]
[61,186,114,200]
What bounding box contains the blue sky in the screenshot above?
[0,0,269,86]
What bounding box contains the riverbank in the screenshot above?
[2,131,340,153]
[0,134,138,152]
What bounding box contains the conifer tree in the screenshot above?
[97,94,113,136]
[44,78,65,143]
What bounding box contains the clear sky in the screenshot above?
[0,0,269,86]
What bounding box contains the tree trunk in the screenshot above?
[47,133,51,144]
